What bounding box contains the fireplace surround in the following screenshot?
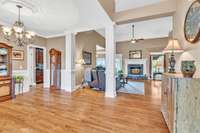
[125,59,148,80]
[128,64,144,75]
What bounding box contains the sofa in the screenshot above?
[89,69,121,91]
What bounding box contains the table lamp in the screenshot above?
[163,39,184,73]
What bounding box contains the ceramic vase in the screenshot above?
[181,61,196,78]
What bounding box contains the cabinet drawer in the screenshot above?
[0,84,10,97]
[0,80,11,85]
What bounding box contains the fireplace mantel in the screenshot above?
[124,59,148,76]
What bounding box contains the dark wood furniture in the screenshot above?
[0,43,13,102]
[36,48,44,84]
[49,49,61,90]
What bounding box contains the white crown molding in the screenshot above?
[0,20,113,39]
[45,33,65,39]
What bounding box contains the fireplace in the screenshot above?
[128,64,144,75]
[125,59,148,80]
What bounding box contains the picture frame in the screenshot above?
[12,50,24,60]
[83,51,92,65]
[129,50,142,59]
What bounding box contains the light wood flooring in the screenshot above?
[0,80,169,133]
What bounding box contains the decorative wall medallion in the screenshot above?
[0,0,40,15]
[184,0,200,43]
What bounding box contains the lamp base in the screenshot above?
[168,68,176,73]
[168,52,176,73]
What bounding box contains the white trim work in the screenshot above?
[27,44,47,88]
[105,25,117,98]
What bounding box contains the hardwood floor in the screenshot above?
[0,80,169,133]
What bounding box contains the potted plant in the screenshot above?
[13,76,24,83]
[118,70,124,78]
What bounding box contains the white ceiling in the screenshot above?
[115,0,167,12]
[115,16,173,42]
[95,29,105,38]
[0,0,112,38]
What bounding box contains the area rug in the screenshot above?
[118,81,145,95]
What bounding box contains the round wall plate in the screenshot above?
[184,0,200,43]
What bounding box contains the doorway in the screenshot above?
[49,49,61,90]
[150,53,166,80]
[36,48,44,84]
[27,45,46,88]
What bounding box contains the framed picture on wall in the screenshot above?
[12,50,24,60]
[83,51,92,65]
[129,50,142,59]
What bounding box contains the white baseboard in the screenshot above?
[13,69,80,94]
[74,84,82,91]
[44,69,69,90]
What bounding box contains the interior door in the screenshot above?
[36,48,44,84]
[50,49,61,90]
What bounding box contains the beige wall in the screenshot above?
[46,37,66,69]
[116,38,168,76]
[75,31,105,85]
[0,31,47,70]
[173,0,200,77]
[44,31,105,85]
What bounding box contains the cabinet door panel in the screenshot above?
[0,84,10,97]
[161,75,169,126]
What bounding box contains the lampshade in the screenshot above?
[163,39,184,53]
[76,59,85,65]
[2,26,12,36]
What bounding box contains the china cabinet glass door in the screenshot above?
[0,48,9,77]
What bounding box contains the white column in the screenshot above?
[105,24,117,98]
[64,32,76,92]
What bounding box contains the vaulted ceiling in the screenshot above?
[115,0,167,12]
[96,0,175,42]
[115,16,172,42]
[0,0,175,40]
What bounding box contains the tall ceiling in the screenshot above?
[115,16,172,42]
[0,0,112,38]
[115,0,167,12]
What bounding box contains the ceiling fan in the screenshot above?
[130,25,144,44]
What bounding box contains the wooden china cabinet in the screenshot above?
[49,49,61,90]
[0,43,13,102]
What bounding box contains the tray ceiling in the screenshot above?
[0,0,111,38]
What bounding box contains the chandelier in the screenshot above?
[1,5,35,47]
